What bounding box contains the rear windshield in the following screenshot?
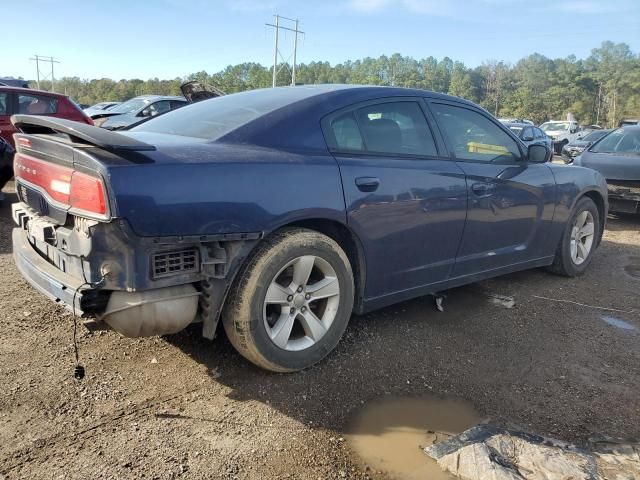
[131,87,320,140]
[582,129,609,142]
[110,98,151,114]
[591,128,640,154]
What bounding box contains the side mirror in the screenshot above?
[528,144,549,163]
[139,108,151,118]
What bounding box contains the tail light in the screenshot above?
[14,153,107,217]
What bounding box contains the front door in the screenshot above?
[323,98,468,303]
[428,101,556,279]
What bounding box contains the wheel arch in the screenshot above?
[579,189,606,246]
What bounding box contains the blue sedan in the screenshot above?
[11,85,607,371]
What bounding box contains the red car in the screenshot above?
[0,87,93,148]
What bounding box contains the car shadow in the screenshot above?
[606,212,640,232]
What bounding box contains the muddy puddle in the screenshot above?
[346,396,482,480]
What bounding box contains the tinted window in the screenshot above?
[534,128,545,139]
[354,102,437,156]
[0,93,7,115]
[592,128,640,154]
[330,112,363,151]
[582,129,609,142]
[17,94,58,115]
[522,127,533,139]
[147,100,171,116]
[133,87,328,140]
[170,100,187,110]
[432,103,521,163]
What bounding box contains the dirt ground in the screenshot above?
[1,186,639,480]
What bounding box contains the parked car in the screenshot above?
[89,95,188,130]
[83,101,121,117]
[499,118,534,125]
[0,77,29,88]
[561,129,612,163]
[619,119,640,127]
[539,120,582,154]
[0,136,13,196]
[0,86,93,149]
[10,85,607,372]
[504,122,553,160]
[573,125,640,214]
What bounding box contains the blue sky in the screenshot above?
[4,0,639,81]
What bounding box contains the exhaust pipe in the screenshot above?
[99,284,200,337]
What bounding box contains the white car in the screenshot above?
[539,121,583,154]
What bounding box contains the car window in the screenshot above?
[170,100,187,110]
[330,112,364,151]
[592,128,640,154]
[17,94,58,115]
[353,102,437,156]
[522,127,533,139]
[0,93,7,115]
[534,128,544,139]
[431,103,522,163]
[148,100,171,116]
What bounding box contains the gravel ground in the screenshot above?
[1,188,639,480]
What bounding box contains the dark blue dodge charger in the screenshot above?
[11,85,607,371]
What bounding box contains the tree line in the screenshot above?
[32,41,639,127]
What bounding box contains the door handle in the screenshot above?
[471,182,495,197]
[355,177,380,192]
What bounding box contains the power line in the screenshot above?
[29,55,60,92]
[265,14,304,87]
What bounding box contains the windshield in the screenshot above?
[109,98,150,114]
[540,122,570,132]
[132,87,323,140]
[582,130,609,142]
[591,128,640,154]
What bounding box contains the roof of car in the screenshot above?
[621,125,640,131]
[0,85,67,97]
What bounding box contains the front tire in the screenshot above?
[549,197,600,277]
[222,228,354,372]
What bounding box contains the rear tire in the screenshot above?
[222,228,354,372]
[549,197,600,277]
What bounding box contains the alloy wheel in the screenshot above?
[263,255,341,351]
[570,210,595,265]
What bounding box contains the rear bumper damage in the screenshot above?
[608,181,640,214]
[11,202,261,337]
[13,227,85,314]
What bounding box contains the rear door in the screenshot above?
[323,98,468,302]
[0,90,17,147]
[427,101,556,279]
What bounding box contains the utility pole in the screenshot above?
[265,15,304,87]
[29,55,60,92]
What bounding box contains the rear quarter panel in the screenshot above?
[105,144,346,237]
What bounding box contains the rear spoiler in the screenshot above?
[11,115,156,153]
